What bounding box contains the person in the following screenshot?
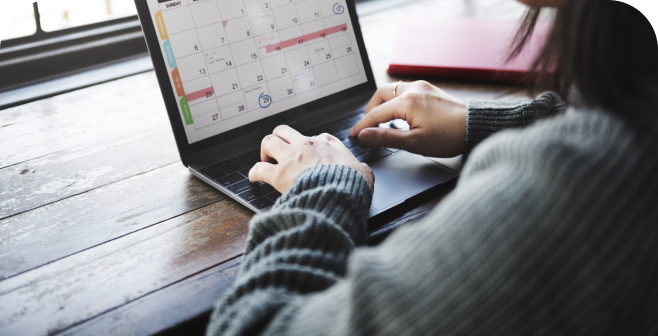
[207,0,658,334]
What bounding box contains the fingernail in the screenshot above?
[360,130,372,143]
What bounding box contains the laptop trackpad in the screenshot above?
[370,151,458,212]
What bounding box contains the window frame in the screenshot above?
[0,3,148,94]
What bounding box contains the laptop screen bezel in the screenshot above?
[134,0,377,165]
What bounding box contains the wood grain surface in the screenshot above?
[0,73,167,170]
[0,127,178,219]
[0,164,226,280]
[0,0,530,335]
[58,257,243,336]
[0,200,251,335]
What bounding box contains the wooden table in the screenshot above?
[0,0,529,334]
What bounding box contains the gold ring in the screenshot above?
[393,81,402,98]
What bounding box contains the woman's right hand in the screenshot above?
[349,81,468,158]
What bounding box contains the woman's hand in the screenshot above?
[350,81,468,158]
[249,125,375,193]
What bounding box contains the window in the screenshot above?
[39,0,137,32]
[2,1,137,41]
[2,2,37,41]
[0,1,148,107]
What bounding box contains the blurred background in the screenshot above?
[4,0,137,40]
[4,0,392,41]
[0,0,529,109]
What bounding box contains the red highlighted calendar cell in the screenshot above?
[186,87,215,102]
[265,24,348,53]
[325,24,348,35]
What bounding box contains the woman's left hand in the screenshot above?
[249,125,375,193]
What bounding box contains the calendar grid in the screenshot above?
[313,2,342,88]
[152,0,365,138]
[242,0,274,116]
[212,0,244,122]
[190,0,224,128]
[192,68,368,133]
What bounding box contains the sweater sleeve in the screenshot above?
[464,91,565,154]
[206,164,373,336]
[207,110,658,336]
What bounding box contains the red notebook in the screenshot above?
[387,17,551,83]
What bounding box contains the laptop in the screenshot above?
[134,0,458,217]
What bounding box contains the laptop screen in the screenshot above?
[145,0,369,144]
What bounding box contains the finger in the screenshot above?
[260,134,291,162]
[350,99,408,137]
[272,125,305,144]
[364,82,410,114]
[358,127,421,150]
[363,84,392,115]
[249,161,277,184]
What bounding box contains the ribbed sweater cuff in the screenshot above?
[465,92,565,155]
[273,164,373,243]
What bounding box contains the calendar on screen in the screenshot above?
[147,0,368,144]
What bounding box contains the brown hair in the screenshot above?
[511,0,658,125]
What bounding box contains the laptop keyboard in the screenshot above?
[199,112,400,210]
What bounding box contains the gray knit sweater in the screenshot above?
[207,92,658,336]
